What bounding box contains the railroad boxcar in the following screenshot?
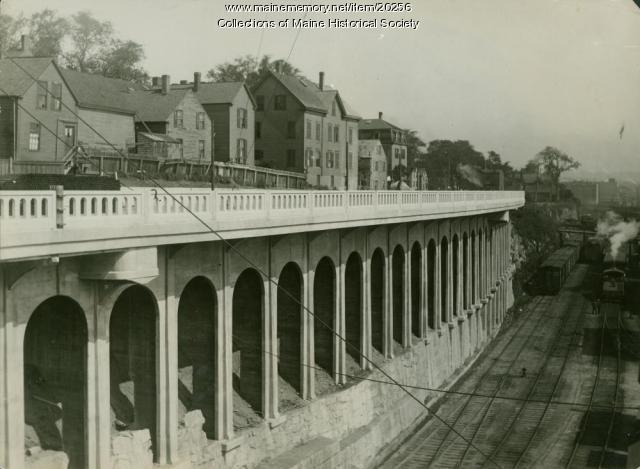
[539,245,580,294]
[602,267,625,301]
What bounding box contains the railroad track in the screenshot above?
[377,296,553,469]
[378,264,591,469]
[565,305,622,469]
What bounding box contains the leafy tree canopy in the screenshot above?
[415,139,486,190]
[207,54,300,88]
[2,9,148,83]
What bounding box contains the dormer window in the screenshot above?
[332,101,336,116]
[51,83,62,111]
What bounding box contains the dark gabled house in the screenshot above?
[130,75,212,161]
[172,75,256,165]
[253,70,360,189]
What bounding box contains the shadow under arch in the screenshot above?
[109,284,159,459]
[177,276,217,438]
[24,295,87,469]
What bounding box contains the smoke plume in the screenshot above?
[457,164,483,187]
[596,211,640,260]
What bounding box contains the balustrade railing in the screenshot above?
[0,189,524,235]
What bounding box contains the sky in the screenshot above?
[4,0,640,180]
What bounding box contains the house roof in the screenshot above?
[261,71,361,119]
[359,118,403,131]
[130,88,190,122]
[172,81,256,108]
[0,57,54,96]
[59,68,145,115]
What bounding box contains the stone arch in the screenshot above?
[345,252,363,365]
[471,230,476,305]
[24,296,87,469]
[463,232,469,311]
[314,257,336,379]
[392,245,405,346]
[370,248,385,354]
[440,237,449,323]
[410,241,422,338]
[232,268,264,421]
[277,262,303,396]
[452,234,459,316]
[177,276,217,438]
[109,285,159,458]
[427,239,437,330]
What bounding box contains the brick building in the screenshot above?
[131,76,212,161]
[173,75,255,165]
[358,139,388,189]
[253,71,360,189]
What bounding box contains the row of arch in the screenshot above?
[19,224,511,468]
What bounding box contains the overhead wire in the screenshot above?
[4,49,504,468]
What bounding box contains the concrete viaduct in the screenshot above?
[0,188,524,469]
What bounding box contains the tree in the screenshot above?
[0,12,25,56]
[207,54,300,88]
[416,140,485,189]
[100,40,148,82]
[63,11,113,73]
[28,9,68,58]
[533,146,580,201]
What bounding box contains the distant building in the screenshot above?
[358,139,387,189]
[565,181,598,206]
[253,71,360,189]
[130,75,212,161]
[172,75,255,165]
[359,113,407,174]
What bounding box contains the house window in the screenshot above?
[315,122,321,140]
[334,126,339,142]
[286,149,296,168]
[335,150,340,168]
[274,95,286,110]
[348,152,353,169]
[326,151,333,168]
[198,140,205,159]
[306,119,311,138]
[316,149,322,167]
[255,121,262,139]
[332,101,336,116]
[374,161,378,171]
[28,123,40,151]
[237,138,247,162]
[177,138,184,159]
[174,110,184,128]
[287,121,296,139]
[327,124,333,142]
[255,149,264,161]
[256,95,264,111]
[36,81,47,109]
[330,175,335,188]
[237,108,247,128]
[51,83,62,111]
[348,128,353,144]
[196,112,206,129]
[305,148,313,168]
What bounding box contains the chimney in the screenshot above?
[378,111,383,120]
[193,72,201,92]
[151,76,160,87]
[161,75,170,95]
[319,71,325,91]
[6,35,34,58]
